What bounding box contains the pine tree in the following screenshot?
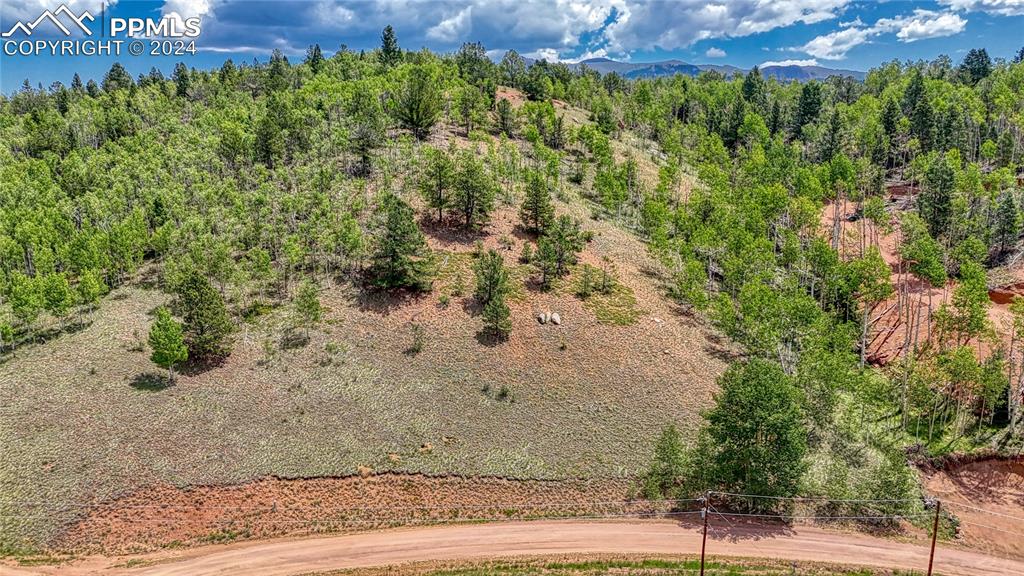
[499,50,526,88]
[536,215,584,287]
[519,170,554,234]
[370,192,431,290]
[379,25,401,67]
[267,49,290,91]
[959,48,992,85]
[348,83,385,175]
[473,249,511,305]
[453,151,496,229]
[481,295,512,338]
[293,280,322,338]
[148,306,188,382]
[994,191,1020,256]
[920,153,955,238]
[495,98,517,137]
[419,147,455,222]
[176,270,233,359]
[741,66,767,111]
[102,62,134,92]
[911,98,935,152]
[70,73,83,92]
[792,81,822,136]
[394,66,442,140]
[305,43,325,75]
[170,62,189,99]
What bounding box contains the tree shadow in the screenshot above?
[280,329,310,350]
[475,329,508,347]
[178,355,227,376]
[420,217,488,247]
[130,372,173,391]
[355,285,427,316]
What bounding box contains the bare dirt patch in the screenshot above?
[923,457,1024,559]
[56,474,638,553]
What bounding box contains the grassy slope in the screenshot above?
[0,102,728,549]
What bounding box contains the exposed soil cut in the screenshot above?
[923,457,1024,559]
[55,474,639,553]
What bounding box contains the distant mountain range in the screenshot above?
[566,57,865,82]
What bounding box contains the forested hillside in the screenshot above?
[2,28,1024,551]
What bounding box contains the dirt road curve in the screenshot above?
[4,520,1023,576]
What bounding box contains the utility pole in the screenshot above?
[700,491,710,576]
[927,498,941,576]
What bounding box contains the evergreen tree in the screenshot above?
[903,69,926,115]
[494,98,517,137]
[741,66,767,111]
[641,424,688,499]
[453,151,496,229]
[168,64,189,100]
[481,296,512,339]
[394,66,442,140]
[792,81,823,136]
[348,83,386,175]
[911,98,935,151]
[85,79,100,98]
[148,306,188,382]
[102,62,134,92]
[267,49,290,91]
[473,249,511,305]
[519,170,554,234]
[499,49,526,88]
[370,192,431,290]
[919,153,955,238]
[474,249,514,338]
[881,97,901,138]
[1015,46,1024,64]
[536,215,584,287]
[305,43,325,75]
[959,48,992,85]
[293,280,322,338]
[379,25,401,67]
[419,146,455,222]
[455,84,486,135]
[70,73,83,93]
[175,270,233,359]
[994,191,1020,256]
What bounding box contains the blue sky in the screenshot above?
[2,0,1023,90]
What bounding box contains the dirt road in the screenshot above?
[4,519,1023,576]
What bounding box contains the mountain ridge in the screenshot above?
[567,57,865,81]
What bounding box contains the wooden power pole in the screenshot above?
[700,491,710,576]
[927,499,941,576]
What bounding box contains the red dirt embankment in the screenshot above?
[55,474,641,553]
[923,457,1024,559]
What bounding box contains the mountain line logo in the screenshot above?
[1,4,95,38]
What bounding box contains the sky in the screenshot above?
[2,0,1024,91]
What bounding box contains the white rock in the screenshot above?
[550,313,561,325]
[537,312,547,324]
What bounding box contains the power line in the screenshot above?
[710,491,921,504]
[941,500,1024,523]
[0,498,703,511]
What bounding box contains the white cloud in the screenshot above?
[426,6,471,42]
[798,8,966,60]
[761,58,818,67]
[800,26,871,60]
[603,0,852,52]
[524,47,563,61]
[161,0,220,19]
[889,10,967,42]
[939,0,1024,16]
[705,46,726,57]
